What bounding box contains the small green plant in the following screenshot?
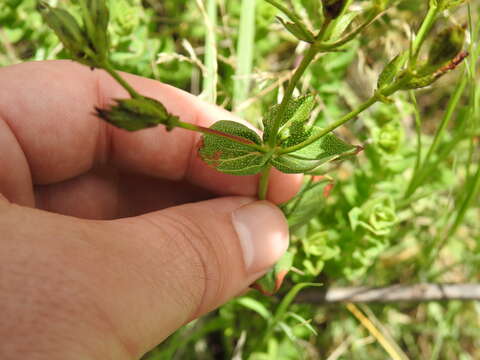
[39,0,469,295]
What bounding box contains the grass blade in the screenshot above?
[196,0,218,103]
[233,0,256,116]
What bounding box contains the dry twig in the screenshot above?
[295,283,480,303]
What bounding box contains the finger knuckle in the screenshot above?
[158,211,227,315]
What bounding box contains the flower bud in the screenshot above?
[96,96,179,131]
[322,0,347,20]
[428,25,465,68]
[400,51,468,90]
[85,0,110,33]
[81,0,110,61]
[39,3,87,59]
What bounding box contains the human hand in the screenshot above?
[0,61,301,360]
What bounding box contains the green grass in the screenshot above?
[199,0,218,103]
[233,0,256,116]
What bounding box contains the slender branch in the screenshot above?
[269,45,319,148]
[279,96,378,154]
[102,63,266,152]
[444,158,480,243]
[103,62,141,99]
[177,122,266,152]
[411,5,439,63]
[258,43,319,199]
[404,74,468,198]
[279,76,407,155]
[258,164,273,200]
[295,283,480,303]
[282,176,315,217]
[405,91,423,196]
[319,9,381,51]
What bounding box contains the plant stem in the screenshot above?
[319,9,380,51]
[102,62,266,152]
[103,62,140,99]
[408,91,423,189]
[432,159,480,259]
[404,74,467,198]
[258,164,273,200]
[279,77,406,155]
[279,96,378,154]
[177,121,266,152]
[282,176,315,217]
[258,42,319,199]
[448,161,480,238]
[258,1,386,199]
[268,44,319,148]
[411,4,439,63]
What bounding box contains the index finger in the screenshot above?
[0,60,301,204]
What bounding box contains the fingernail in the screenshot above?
[232,201,289,274]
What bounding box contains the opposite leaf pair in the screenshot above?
[199,95,357,177]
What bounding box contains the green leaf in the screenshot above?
[272,129,357,174]
[236,297,272,320]
[199,120,268,175]
[348,196,397,236]
[96,96,178,131]
[329,11,359,41]
[273,282,323,322]
[377,53,406,90]
[276,16,315,43]
[251,252,294,296]
[263,95,315,143]
[281,178,334,228]
[80,0,110,59]
[280,119,313,148]
[278,321,296,342]
[286,312,318,335]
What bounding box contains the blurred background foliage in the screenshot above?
[1,0,480,359]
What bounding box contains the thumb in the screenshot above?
[92,196,289,357]
[0,196,289,360]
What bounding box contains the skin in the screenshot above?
[0,61,302,360]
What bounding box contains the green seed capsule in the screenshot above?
[428,25,465,68]
[85,0,110,34]
[39,4,87,59]
[81,0,110,61]
[96,96,178,132]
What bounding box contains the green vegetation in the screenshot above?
[2,0,480,358]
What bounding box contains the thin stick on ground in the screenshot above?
[295,283,480,303]
[346,303,407,360]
